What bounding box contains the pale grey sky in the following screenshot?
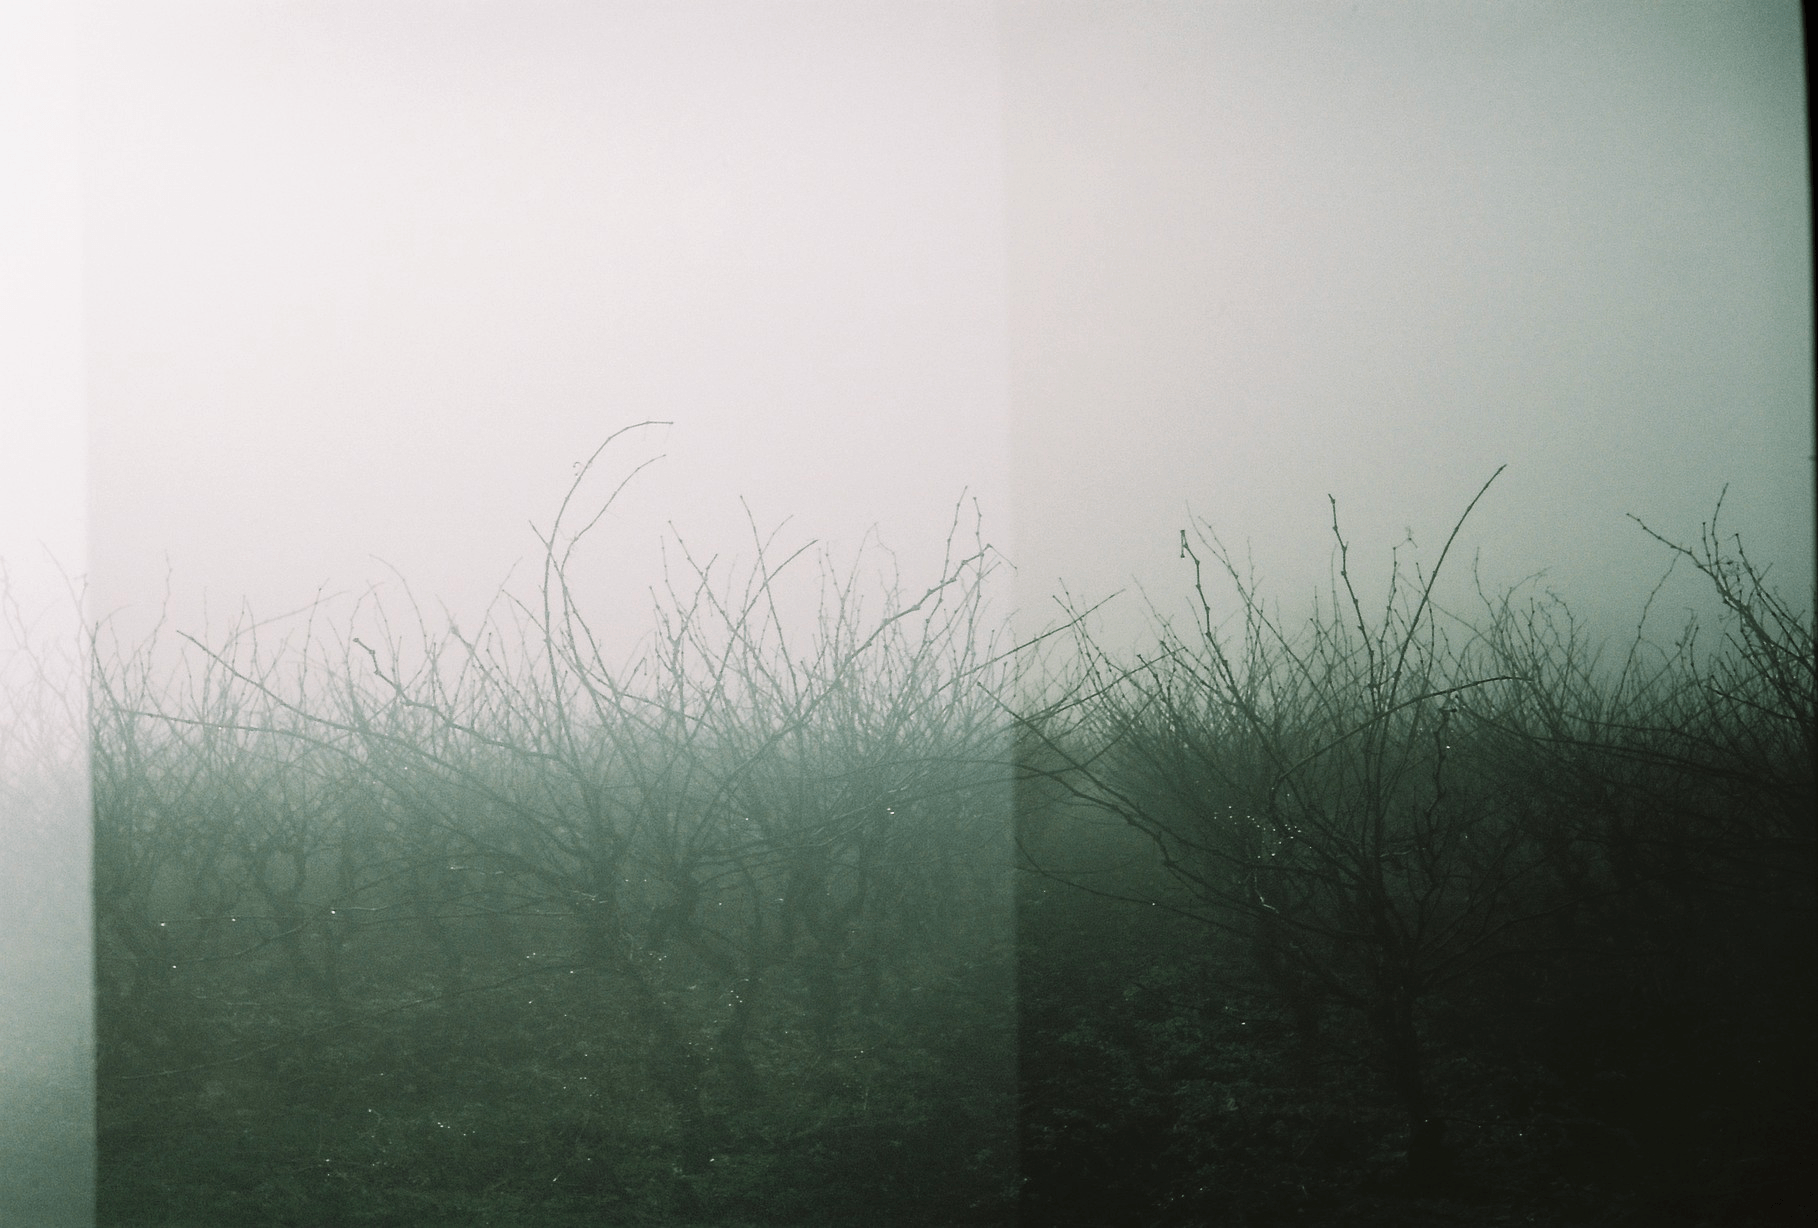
[82,2,1013,656]
[55,0,1814,662]
[1003,0,1812,648]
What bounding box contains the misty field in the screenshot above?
[72,459,1814,1226]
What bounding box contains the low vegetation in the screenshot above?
[1018,477,1814,1226]
[92,430,1014,1226]
[78,443,1813,1225]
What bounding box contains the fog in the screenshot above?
[83,1,1013,658]
[1,2,1810,1222]
[72,0,1818,666]
[1003,1,1811,651]
[2,1,90,1222]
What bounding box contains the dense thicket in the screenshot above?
[93,442,1015,1227]
[1017,482,1814,1226]
[91,460,1812,1226]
